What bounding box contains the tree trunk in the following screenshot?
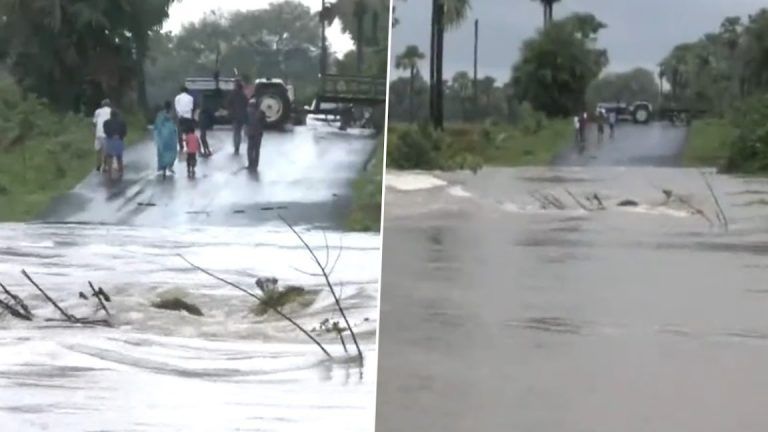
[409,66,415,121]
[429,0,438,127]
[473,19,478,122]
[356,11,365,73]
[135,40,149,120]
[435,0,445,130]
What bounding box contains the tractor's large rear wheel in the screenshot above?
[632,104,651,124]
[257,88,292,129]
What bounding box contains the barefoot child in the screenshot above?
[184,129,201,178]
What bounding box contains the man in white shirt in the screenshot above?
[93,99,112,172]
[174,86,195,151]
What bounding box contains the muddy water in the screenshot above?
[0,223,380,431]
[377,167,768,432]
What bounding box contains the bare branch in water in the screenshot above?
[177,254,333,359]
[701,171,729,231]
[88,281,111,317]
[278,214,364,364]
[21,270,76,322]
[0,298,32,321]
[1,282,32,318]
[564,188,591,212]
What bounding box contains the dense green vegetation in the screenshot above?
[346,136,384,232]
[391,1,768,175]
[387,118,571,170]
[659,10,768,174]
[0,79,145,221]
[388,2,602,170]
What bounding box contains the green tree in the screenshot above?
[511,13,607,116]
[0,0,174,113]
[395,45,426,120]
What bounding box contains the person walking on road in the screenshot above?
[103,110,127,179]
[246,98,267,170]
[92,99,112,172]
[174,86,195,152]
[184,128,201,178]
[154,101,178,179]
[227,79,249,155]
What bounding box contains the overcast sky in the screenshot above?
[390,0,766,82]
[163,0,355,55]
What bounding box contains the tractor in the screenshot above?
[595,101,653,124]
[184,76,302,129]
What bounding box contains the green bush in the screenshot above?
[722,94,768,174]
[0,78,148,221]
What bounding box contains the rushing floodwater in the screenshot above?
[377,167,768,432]
[0,223,380,431]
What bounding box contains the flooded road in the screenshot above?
[0,120,381,430]
[40,120,377,230]
[377,167,768,432]
[0,222,380,431]
[554,122,688,167]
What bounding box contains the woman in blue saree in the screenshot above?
[154,101,178,178]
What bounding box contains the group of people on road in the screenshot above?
[93,99,127,178]
[93,78,267,181]
[573,107,617,153]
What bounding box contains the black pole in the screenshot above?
[435,0,445,130]
[320,0,327,75]
[429,0,437,127]
[473,18,478,120]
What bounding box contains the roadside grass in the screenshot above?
[0,79,148,221]
[682,118,735,169]
[345,135,383,232]
[386,119,572,171]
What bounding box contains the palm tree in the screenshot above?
[532,0,562,28]
[395,45,425,120]
[430,0,470,130]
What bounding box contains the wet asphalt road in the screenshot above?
[554,122,689,167]
[38,121,377,229]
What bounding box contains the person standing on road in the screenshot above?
[92,99,112,172]
[197,97,214,157]
[174,86,195,153]
[608,110,617,139]
[103,109,127,179]
[227,79,249,155]
[184,128,201,178]
[596,109,606,144]
[246,98,267,170]
[154,101,178,179]
[573,114,581,145]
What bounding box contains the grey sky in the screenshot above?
[163,0,354,55]
[390,0,766,82]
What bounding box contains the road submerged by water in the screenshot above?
[376,124,768,432]
[0,120,382,431]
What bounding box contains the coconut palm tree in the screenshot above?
[532,0,563,28]
[395,45,425,120]
[430,0,471,129]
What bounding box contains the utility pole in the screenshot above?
[320,0,327,75]
[473,18,478,120]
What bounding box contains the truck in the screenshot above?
[184,76,302,129]
[595,101,653,124]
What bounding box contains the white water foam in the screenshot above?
[386,171,447,191]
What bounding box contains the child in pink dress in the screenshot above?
[185,131,201,178]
